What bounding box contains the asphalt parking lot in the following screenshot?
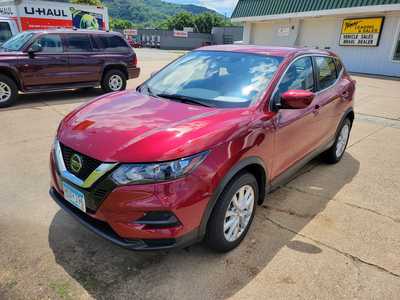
[1,48,400,300]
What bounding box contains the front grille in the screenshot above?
[60,143,102,180]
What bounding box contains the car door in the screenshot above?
[64,33,102,83]
[21,33,70,88]
[311,56,342,145]
[271,56,322,179]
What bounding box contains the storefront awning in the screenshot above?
[231,0,400,21]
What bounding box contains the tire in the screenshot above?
[0,75,18,108]
[323,118,352,164]
[101,69,127,93]
[205,173,258,252]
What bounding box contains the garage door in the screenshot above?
[297,18,338,50]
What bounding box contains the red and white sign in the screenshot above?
[173,30,188,38]
[124,29,138,36]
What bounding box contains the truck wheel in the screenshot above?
[101,69,127,93]
[205,173,258,252]
[0,75,18,108]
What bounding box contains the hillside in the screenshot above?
[79,0,218,26]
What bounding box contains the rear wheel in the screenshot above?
[0,75,18,108]
[101,69,127,93]
[205,173,258,252]
[323,118,352,164]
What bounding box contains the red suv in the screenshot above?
[0,30,140,107]
[49,46,355,252]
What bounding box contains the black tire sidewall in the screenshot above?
[0,75,18,108]
[102,70,127,93]
[206,173,258,252]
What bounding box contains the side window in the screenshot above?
[335,58,343,75]
[32,34,63,53]
[94,35,129,52]
[315,56,337,90]
[277,56,314,96]
[65,34,92,52]
[0,22,12,44]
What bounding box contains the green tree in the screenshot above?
[194,13,219,33]
[164,12,195,31]
[70,0,103,7]
[110,18,133,30]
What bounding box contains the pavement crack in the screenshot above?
[283,186,400,224]
[262,214,400,279]
[355,113,400,129]
[348,125,386,149]
[262,204,316,219]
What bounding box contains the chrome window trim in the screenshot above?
[269,54,344,111]
[54,140,118,188]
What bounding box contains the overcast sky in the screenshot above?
[165,0,239,16]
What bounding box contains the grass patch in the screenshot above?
[49,281,72,300]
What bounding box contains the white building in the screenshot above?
[231,0,400,77]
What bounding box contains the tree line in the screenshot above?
[69,0,232,33]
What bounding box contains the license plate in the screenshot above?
[63,182,86,213]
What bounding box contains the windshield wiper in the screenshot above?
[156,93,214,108]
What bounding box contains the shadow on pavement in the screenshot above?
[48,153,360,299]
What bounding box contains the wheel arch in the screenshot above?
[198,156,269,238]
[0,66,21,90]
[102,64,128,81]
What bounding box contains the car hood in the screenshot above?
[58,90,253,162]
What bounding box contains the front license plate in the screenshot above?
[63,182,86,213]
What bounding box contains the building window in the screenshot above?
[394,33,400,61]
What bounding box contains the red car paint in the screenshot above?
[50,45,355,250]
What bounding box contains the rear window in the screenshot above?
[93,34,130,52]
[315,56,338,91]
[65,34,92,52]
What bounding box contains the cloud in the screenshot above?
[198,0,239,13]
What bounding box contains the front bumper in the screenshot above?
[50,187,201,251]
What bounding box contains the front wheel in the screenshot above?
[205,173,258,252]
[101,69,127,93]
[323,118,352,164]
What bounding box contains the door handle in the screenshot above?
[313,104,320,115]
[341,91,350,99]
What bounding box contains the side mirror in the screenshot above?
[281,90,315,109]
[28,43,42,56]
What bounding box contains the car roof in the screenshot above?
[197,44,336,58]
[24,29,121,36]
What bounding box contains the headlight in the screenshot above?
[111,151,209,185]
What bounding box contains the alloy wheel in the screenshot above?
[0,81,11,103]
[109,75,123,91]
[224,185,255,242]
[336,124,350,157]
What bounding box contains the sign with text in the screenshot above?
[124,29,138,36]
[339,17,384,47]
[173,30,188,38]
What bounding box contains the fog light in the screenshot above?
[135,211,181,229]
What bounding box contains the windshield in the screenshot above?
[0,32,34,51]
[141,50,283,108]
